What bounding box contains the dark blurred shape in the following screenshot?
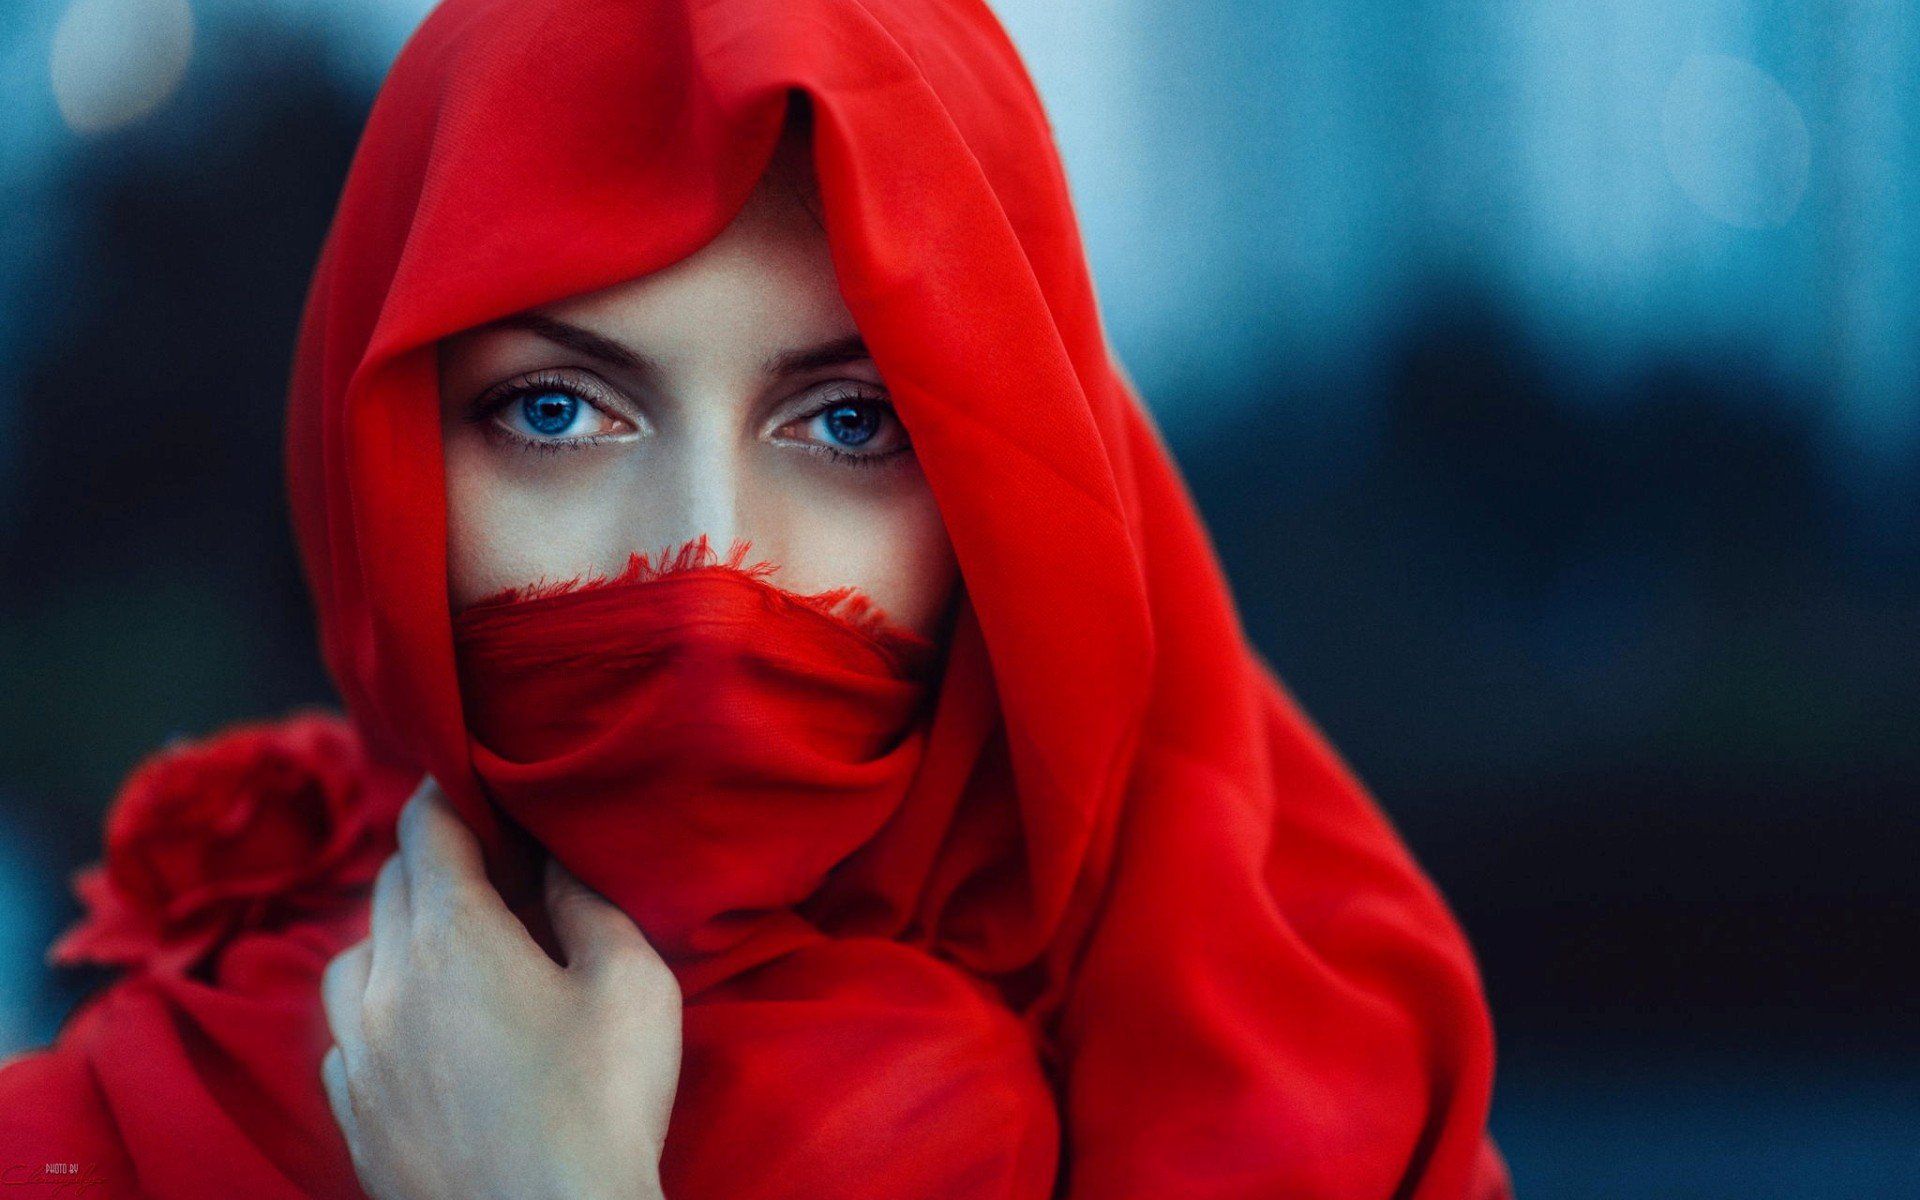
[1183,282,1919,1051]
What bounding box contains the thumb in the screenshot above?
[543,854,653,972]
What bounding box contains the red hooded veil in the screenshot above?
[0,0,1510,1196]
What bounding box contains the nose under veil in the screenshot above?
[448,535,1070,1194]
[451,536,953,994]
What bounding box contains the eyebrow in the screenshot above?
[763,333,871,376]
[487,313,871,379]
[488,312,653,373]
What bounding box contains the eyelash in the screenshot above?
[468,370,625,454]
[468,373,911,466]
[787,389,912,468]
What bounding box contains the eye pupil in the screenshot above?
[824,403,879,447]
[523,391,578,436]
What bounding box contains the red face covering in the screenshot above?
[451,540,945,986]
[2,0,1509,1196]
[449,542,1070,1195]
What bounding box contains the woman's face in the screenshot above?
[438,142,958,637]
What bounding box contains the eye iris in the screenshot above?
[523,391,578,436]
[823,403,879,447]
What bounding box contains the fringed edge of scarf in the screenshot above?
[464,534,937,666]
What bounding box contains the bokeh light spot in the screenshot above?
[1661,53,1811,230]
[49,0,195,135]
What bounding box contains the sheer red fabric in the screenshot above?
[453,539,948,986]
[458,541,1063,1196]
[1,0,1510,1195]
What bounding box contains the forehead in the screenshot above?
[534,146,841,349]
[436,108,852,382]
[441,243,849,400]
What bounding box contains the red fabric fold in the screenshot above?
[1,0,1510,1195]
[453,542,946,992]
[457,549,1066,1199]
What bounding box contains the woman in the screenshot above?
[0,0,1511,1196]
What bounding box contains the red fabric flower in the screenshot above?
[49,711,386,976]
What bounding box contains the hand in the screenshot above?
[321,778,681,1200]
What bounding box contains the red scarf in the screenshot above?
[1,0,1509,1195]
[453,539,946,987]
[460,541,1063,1194]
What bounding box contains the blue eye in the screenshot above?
[522,391,580,436]
[781,393,910,466]
[474,372,631,448]
[821,402,880,446]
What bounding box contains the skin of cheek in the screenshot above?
[742,448,961,637]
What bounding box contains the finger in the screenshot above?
[396,776,492,919]
[367,853,410,982]
[545,854,659,976]
[320,1042,361,1145]
[320,939,372,1070]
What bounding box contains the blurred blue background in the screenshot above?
[2,1,1916,1194]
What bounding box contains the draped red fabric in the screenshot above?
[452,540,950,988]
[454,541,1064,1196]
[1,0,1511,1196]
